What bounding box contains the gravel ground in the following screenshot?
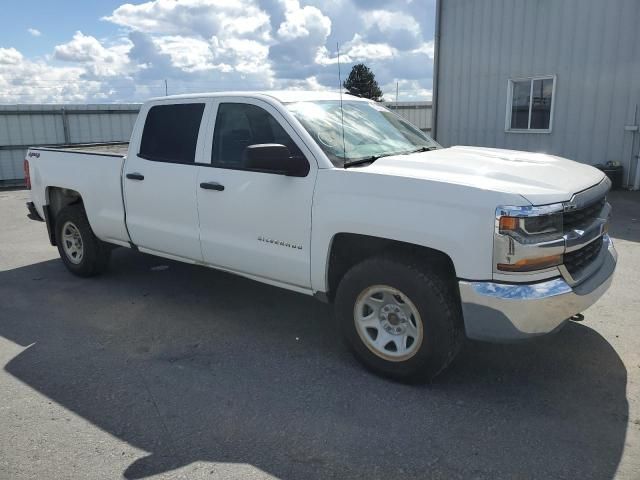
[1,188,639,480]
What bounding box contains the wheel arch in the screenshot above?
[44,186,85,245]
[323,232,458,302]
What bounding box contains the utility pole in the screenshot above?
[395,81,399,104]
[164,79,168,96]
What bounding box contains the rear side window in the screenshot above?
[211,103,304,168]
[139,103,205,163]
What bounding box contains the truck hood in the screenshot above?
[364,145,606,205]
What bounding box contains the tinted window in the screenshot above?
[140,103,205,163]
[212,103,303,168]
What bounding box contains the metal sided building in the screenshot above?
[432,0,640,189]
[0,104,140,185]
[384,101,433,133]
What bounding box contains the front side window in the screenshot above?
[507,76,555,132]
[286,100,439,167]
[139,103,205,163]
[211,103,304,169]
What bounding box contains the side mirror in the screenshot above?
[242,144,309,177]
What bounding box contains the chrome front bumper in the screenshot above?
[459,234,617,342]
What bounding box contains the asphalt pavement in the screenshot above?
[1,188,639,479]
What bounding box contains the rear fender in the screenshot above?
[44,187,84,246]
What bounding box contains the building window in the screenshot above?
[506,76,555,132]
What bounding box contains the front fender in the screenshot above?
[310,169,517,293]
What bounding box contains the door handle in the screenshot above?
[126,172,144,181]
[200,181,225,191]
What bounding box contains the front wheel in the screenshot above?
[56,205,111,277]
[335,254,463,383]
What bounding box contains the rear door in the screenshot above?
[196,98,317,289]
[124,100,210,261]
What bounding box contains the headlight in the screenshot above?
[494,205,565,273]
[499,212,563,243]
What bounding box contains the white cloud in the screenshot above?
[53,31,131,77]
[413,41,435,58]
[0,0,434,102]
[155,36,216,72]
[105,0,275,85]
[55,31,113,62]
[211,37,270,75]
[269,0,332,79]
[105,0,271,41]
[316,34,396,65]
[0,47,23,65]
[364,10,421,37]
[277,0,331,41]
[343,34,396,61]
[27,28,42,37]
[0,49,101,103]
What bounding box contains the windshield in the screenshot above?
[286,100,440,166]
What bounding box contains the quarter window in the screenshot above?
[139,103,205,163]
[211,103,304,169]
[507,76,555,132]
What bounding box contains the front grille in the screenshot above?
[563,196,606,231]
[564,236,603,275]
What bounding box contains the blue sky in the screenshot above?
[0,0,436,103]
[0,1,125,56]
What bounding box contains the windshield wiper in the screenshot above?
[343,147,437,168]
[405,146,437,154]
[342,155,386,169]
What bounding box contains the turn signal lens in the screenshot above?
[499,216,519,232]
[497,254,563,272]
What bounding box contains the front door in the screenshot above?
[124,100,210,262]
[196,99,317,289]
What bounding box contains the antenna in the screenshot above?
[337,42,347,167]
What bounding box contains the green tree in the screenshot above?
[343,63,383,101]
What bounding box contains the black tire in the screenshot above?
[335,254,463,383]
[55,204,111,277]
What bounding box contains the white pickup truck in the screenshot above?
[25,91,617,381]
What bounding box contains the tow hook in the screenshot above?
[569,313,585,322]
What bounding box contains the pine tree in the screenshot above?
[343,63,383,101]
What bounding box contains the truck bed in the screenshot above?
[27,142,130,246]
[31,142,129,157]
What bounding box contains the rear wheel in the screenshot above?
[56,205,111,277]
[335,254,463,383]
